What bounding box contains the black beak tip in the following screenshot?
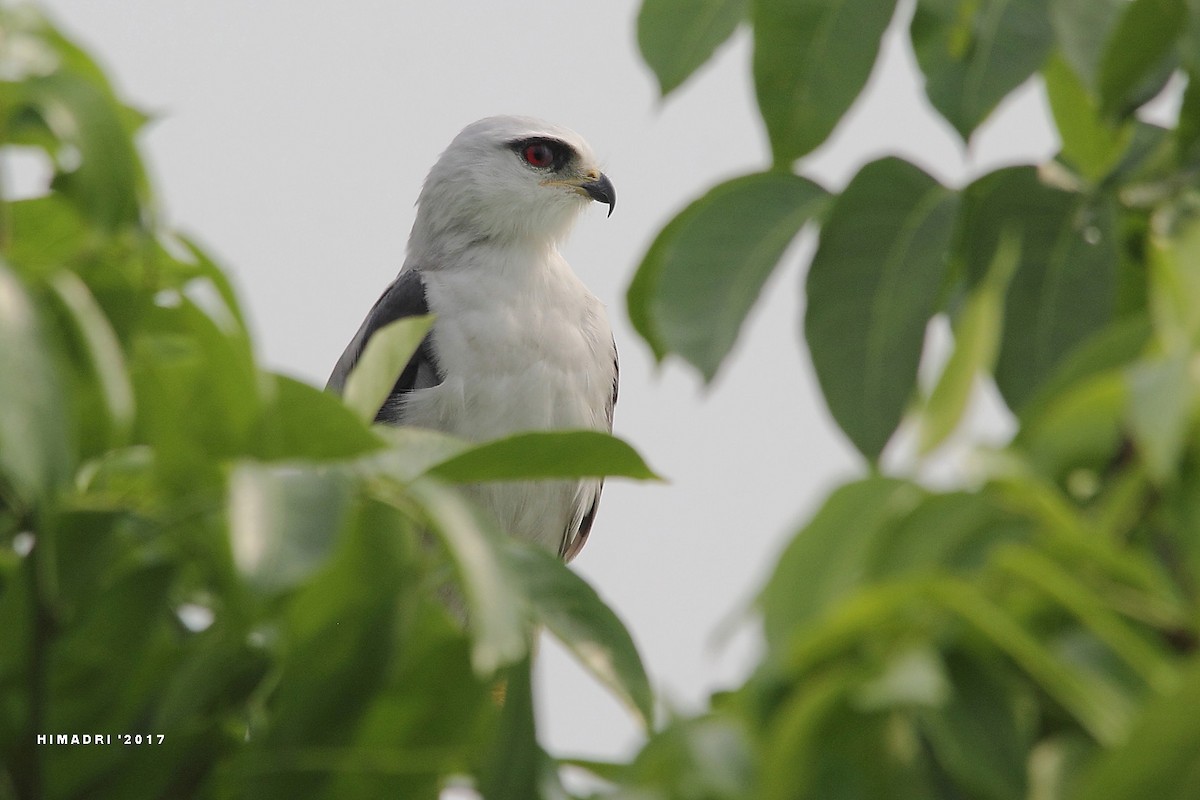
[583,173,616,218]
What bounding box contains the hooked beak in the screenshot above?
[579,172,617,217]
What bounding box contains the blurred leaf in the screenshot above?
[1097,0,1186,118]
[959,167,1117,411]
[638,0,746,95]
[479,655,554,800]
[1126,351,1192,485]
[622,715,755,798]
[1179,67,1200,162]
[228,462,356,592]
[764,674,929,800]
[760,477,924,651]
[1018,314,1152,425]
[919,231,1019,453]
[48,270,135,445]
[234,499,410,798]
[3,195,90,277]
[508,544,654,727]
[1071,663,1200,800]
[928,579,1129,746]
[1050,0,1125,90]
[1016,372,1127,482]
[0,264,71,503]
[256,374,383,462]
[911,0,1054,139]
[394,479,528,675]
[628,171,826,380]
[1147,213,1200,346]
[18,72,143,232]
[427,430,661,483]
[918,653,1033,800]
[805,157,959,459]
[342,315,434,423]
[752,0,898,164]
[1043,54,1133,182]
[358,426,472,484]
[994,545,1177,693]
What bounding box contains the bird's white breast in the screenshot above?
[401,244,612,550]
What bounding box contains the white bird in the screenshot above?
[327,116,618,561]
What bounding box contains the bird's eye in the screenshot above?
[522,143,555,169]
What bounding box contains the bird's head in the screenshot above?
[410,116,615,252]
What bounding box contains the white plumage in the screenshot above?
[328,116,618,559]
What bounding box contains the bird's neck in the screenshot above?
[406,225,560,275]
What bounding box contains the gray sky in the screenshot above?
[40,0,1057,762]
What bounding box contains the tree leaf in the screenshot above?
[919,231,1019,454]
[911,0,1055,139]
[1097,0,1187,118]
[638,0,746,95]
[1049,0,1125,90]
[19,73,143,232]
[1126,351,1192,485]
[1070,664,1200,800]
[0,263,71,503]
[1043,54,1133,182]
[958,167,1117,412]
[341,315,434,424]
[752,0,898,164]
[426,430,661,483]
[393,478,529,675]
[760,477,925,652]
[255,374,384,461]
[227,462,356,592]
[507,544,655,728]
[48,270,135,445]
[478,655,546,800]
[628,171,827,380]
[805,157,959,460]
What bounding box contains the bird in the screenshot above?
[327,116,618,561]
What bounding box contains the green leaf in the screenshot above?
[805,158,959,460]
[760,477,925,651]
[427,430,661,483]
[3,195,90,278]
[0,263,71,502]
[1016,372,1128,481]
[1097,0,1187,118]
[1050,0,1125,90]
[507,544,655,727]
[1179,66,1200,162]
[911,0,1055,139]
[959,167,1117,411]
[638,0,746,95]
[19,72,143,232]
[341,315,434,423]
[628,171,827,380]
[48,270,135,445]
[752,0,898,164]
[623,715,755,798]
[1148,214,1200,347]
[227,462,356,592]
[918,653,1033,800]
[1043,54,1134,182]
[919,231,1019,453]
[393,479,528,674]
[256,374,383,461]
[1126,351,1192,485]
[479,655,545,800]
[1071,664,1200,800]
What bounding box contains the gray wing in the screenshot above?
[326,269,442,424]
[560,341,618,562]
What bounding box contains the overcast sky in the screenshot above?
[40,0,1058,763]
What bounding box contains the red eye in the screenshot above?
[522,143,555,168]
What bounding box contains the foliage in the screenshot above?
[624,0,1200,797]
[0,7,658,798]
